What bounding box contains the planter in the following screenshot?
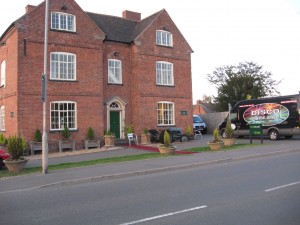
[104,135,115,147]
[3,158,29,173]
[85,139,101,150]
[141,133,151,145]
[158,145,176,155]
[207,141,224,150]
[58,140,75,152]
[30,141,42,155]
[222,138,236,147]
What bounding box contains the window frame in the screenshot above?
[108,59,122,84]
[0,60,6,87]
[50,52,76,81]
[157,101,175,126]
[50,101,77,131]
[51,12,76,32]
[156,61,174,86]
[156,30,173,47]
[0,106,5,131]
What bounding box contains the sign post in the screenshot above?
[249,124,263,144]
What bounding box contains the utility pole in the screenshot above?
[42,0,49,174]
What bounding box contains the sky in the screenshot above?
[1,0,300,103]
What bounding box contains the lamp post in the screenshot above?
[42,0,49,174]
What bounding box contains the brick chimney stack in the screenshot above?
[122,10,141,22]
[26,5,36,13]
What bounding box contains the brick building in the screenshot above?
[0,0,193,150]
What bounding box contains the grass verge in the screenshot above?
[0,143,261,178]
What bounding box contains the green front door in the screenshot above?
[110,111,120,138]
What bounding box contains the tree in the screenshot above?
[207,61,281,111]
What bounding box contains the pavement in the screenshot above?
[1,135,300,193]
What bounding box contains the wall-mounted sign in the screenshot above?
[181,111,187,115]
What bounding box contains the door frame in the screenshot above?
[105,96,127,139]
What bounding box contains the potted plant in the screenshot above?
[0,132,7,148]
[185,125,194,140]
[208,128,224,150]
[104,130,115,147]
[30,129,43,155]
[158,130,176,154]
[141,128,151,145]
[3,134,28,173]
[84,127,100,150]
[58,126,75,152]
[222,117,236,147]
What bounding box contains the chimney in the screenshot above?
[122,10,141,22]
[26,5,36,13]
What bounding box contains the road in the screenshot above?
[1,151,300,225]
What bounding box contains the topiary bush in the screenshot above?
[6,135,27,161]
[33,129,42,142]
[87,127,95,140]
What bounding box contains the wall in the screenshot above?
[201,112,228,134]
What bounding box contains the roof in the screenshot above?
[86,10,162,43]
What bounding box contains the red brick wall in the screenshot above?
[15,0,105,147]
[130,10,193,134]
[0,29,19,137]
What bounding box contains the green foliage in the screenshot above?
[61,126,71,140]
[33,129,42,142]
[86,127,95,140]
[0,133,7,146]
[224,118,234,138]
[124,124,134,134]
[143,128,149,135]
[104,130,114,136]
[6,135,27,161]
[213,128,220,142]
[207,61,281,111]
[163,130,171,147]
[186,125,193,136]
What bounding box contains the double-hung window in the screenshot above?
[156,61,173,86]
[108,59,122,84]
[0,106,5,131]
[156,30,173,47]
[0,60,5,87]
[51,12,76,32]
[157,102,175,125]
[50,52,76,80]
[50,101,77,130]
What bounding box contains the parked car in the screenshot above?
[0,149,10,169]
[193,115,207,134]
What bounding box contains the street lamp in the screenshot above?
[42,0,49,174]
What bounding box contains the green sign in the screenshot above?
[249,124,263,136]
[181,111,187,115]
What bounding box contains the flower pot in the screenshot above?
[207,141,224,150]
[158,145,176,154]
[85,139,100,150]
[222,138,236,147]
[3,158,29,173]
[141,133,151,145]
[104,135,115,147]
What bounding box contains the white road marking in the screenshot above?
[265,181,300,192]
[120,205,207,225]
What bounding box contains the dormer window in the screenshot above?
[156,30,173,47]
[51,12,76,32]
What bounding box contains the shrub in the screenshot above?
[224,119,234,138]
[163,130,171,147]
[33,129,42,142]
[6,135,27,161]
[143,128,149,135]
[87,127,95,140]
[213,128,220,142]
[61,126,71,140]
[0,132,6,146]
[186,125,193,136]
